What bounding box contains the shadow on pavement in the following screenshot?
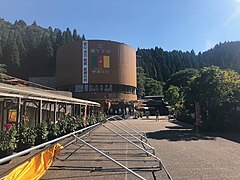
[146,129,216,141]
[147,120,240,143]
[170,121,240,143]
[213,133,240,144]
[165,126,188,130]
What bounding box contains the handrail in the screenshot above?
[0,123,99,165]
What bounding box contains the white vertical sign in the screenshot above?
[82,41,88,84]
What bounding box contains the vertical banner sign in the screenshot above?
[83,103,88,127]
[82,41,88,84]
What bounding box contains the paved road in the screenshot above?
[2,116,239,180]
[132,116,240,180]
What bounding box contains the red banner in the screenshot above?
[98,55,103,69]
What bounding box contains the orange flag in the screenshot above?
[5,143,63,180]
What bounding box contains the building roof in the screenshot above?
[0,82,100,106]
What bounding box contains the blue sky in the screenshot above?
[0,0,240,53]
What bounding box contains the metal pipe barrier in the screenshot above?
[102,124,173,180]
[106,120,155,153]
[118,116,147,135]
[73,134,146,180]
[109,116,148,142]
[108,115,155,153]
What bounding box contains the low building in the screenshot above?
[141,96,169,115]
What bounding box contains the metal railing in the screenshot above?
[0,123,99,165]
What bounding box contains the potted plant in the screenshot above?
[75,116,83,130]
[35,122,49,145]
[0,123,17,164]
[65,115,78,133]
[97,112,106,122]
[87,113,99,126]
[58,117,68,136]
[48,122,60,141]
[16,122,36,152]
[88,115,96,125]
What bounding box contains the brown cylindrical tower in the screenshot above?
[56,40,137,103]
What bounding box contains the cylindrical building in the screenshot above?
[56,40,137,109]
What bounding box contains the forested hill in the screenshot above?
[137,41,240,82]
[1,18,240,82]
[0,18,84,79]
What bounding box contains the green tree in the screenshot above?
[0,64,7,73]
[137,67,145,98]
[32,21,37,26]
[164,85,184,112]
[0,41,3,59]
[65,28,73,43]
[82,34,86,40]
[165,68,198,92]
[144,77,163,96]
[73,29,78,41]
[4,32,20,76]
[186,66,240,131]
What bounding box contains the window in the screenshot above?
[84,84,88,92]
[89,84,99,92]
[126,86,132,94]
[75,85,83,92]
[104,84,112,92]
[100,85,104,92]
[73,84,136,94]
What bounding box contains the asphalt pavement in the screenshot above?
[1,116,240,180]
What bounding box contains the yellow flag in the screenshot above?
[103,56,110,68]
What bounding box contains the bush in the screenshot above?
[48,123,60,140]
[0,123,17,151]
[17,122,36,146]
[97,112,106,122]
[35,122,49,145]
